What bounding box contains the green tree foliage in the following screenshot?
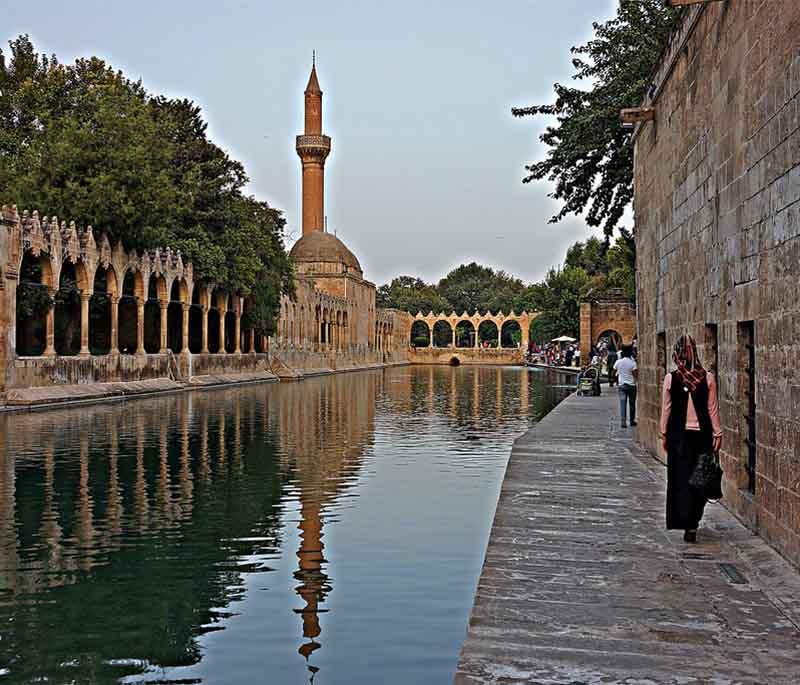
[512,0,678,235]
[565,236,608,276]
[0,35,292,334]
[562,231,636,301]
[436,262,524,314]
[515,266,592,341]
[376,276,449,315]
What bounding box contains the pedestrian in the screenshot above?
[606,343,618,387]
[613,345,637,428]
[660,334,723,543]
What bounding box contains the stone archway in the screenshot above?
[90,265,118,354]
[54,260,88,356]
[144,275,167,353]
[411,320,430,347]
[455,320,475,348]
[501,320,521,348]
[433,320,453,348]
[16,251,55,356]
[579,293,636,361]
[478,320,499,348]
[596,329,622,351]
[119,269,143,354]
[167,278,188,353]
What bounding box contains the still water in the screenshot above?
[0,365,569,684]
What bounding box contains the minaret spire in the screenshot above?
[296,60,331,235]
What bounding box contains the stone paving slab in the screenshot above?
[456,390,800,684]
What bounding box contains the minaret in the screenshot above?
[296,55,331,236]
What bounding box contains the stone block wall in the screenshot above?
[408,347,523,366]
[634,1,800,564]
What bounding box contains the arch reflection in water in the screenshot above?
[0,366,567,684]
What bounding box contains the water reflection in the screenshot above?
[0,366,566,684]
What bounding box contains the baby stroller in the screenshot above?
[577,366,601,397]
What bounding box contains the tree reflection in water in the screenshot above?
[0,366,566,684]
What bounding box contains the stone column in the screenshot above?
[159,301,168,353]
[521,321,529,352]
[201,307,209,353]
[218,307,227,353]
[248,329,255,354]
[474,325,480,349]
[429,327,433,348]
[110,296,120,353]
[234,311,241,354]
[451,326,456,347]
[44,290,56,356]
[79,293,91,355]
[136,299,145,354]
[181,304,190,353]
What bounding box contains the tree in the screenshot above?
[376,276,449,315]
[436,263,524,315]
[525,266,592,340]
[565,236,608,276]
[0,35,292,335]
[512,0,678,235]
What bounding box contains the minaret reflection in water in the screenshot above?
[271,372,378,679]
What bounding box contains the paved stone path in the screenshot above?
[456,390,800,684]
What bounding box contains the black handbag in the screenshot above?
[689,451,723,500]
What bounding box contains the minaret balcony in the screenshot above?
[296,135,331,160]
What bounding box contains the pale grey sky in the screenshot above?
[3,0,618,285]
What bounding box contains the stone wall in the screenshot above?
[408,347,523,366]
[11,353,174,388]
[634,2,800,564]
[270,342,407,378]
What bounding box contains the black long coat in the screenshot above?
[665,372,713,530]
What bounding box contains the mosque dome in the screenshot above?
[289,231,362,275]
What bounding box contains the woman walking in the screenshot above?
[660,335,723,543]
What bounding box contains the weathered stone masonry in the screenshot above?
[634,1,800,565]
[0,204,269,393]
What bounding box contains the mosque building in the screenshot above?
[271,61,407,367]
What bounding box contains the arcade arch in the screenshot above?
[501,320,521,348]
[455,321,475,348]
[477,320,498,348]
[432,320,453,348]
[411,320,430,347]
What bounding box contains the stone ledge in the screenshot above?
[4,378,184,407]
[188,371,278,387]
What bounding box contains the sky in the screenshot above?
[3,0,618,286]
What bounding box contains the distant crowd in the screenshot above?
[527,336,639,383]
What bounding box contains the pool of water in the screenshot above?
[0,365,569,684]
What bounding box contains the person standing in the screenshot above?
[606,343,618,387]
[660,335,723,543]
[613,346,638,428]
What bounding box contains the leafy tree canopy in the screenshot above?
[436,262,524,315]
[376,276,449,315]
[512,0,678,235]
[0,35,292,334]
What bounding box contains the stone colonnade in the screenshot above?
[271,280,403,355]
[0,206,259,374]
[411,311,537,349]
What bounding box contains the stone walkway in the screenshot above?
[456,390,800,684]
